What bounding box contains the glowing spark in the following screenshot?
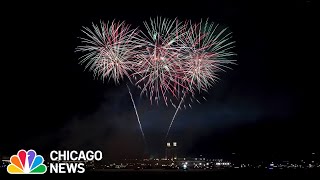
[166,93,186,139]
[127,84,146,144]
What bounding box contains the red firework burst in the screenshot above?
[76,20,141,84]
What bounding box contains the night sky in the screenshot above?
[2,0,316,160]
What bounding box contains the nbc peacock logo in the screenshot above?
[7,149,47,174]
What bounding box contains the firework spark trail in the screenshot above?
[165,93,186,139]
[127,84,146,144]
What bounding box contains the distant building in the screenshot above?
[165,141,178,160]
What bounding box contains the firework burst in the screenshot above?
[132,17,187,106]
[75,17,237,141]
[131,18,236,108]
[76,20,147,143]
[76,20,140,84]
[179,19,236,95]
[165,19,237,138]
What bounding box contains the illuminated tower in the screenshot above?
[165,142,171,160]
[172,142,178,160]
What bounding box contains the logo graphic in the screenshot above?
[7,149,47,174]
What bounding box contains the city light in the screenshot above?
[1,147,319,172]
[183,164,187,169]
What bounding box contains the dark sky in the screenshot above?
[2,0,316,160]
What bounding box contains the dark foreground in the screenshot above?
[1,169,320,178]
